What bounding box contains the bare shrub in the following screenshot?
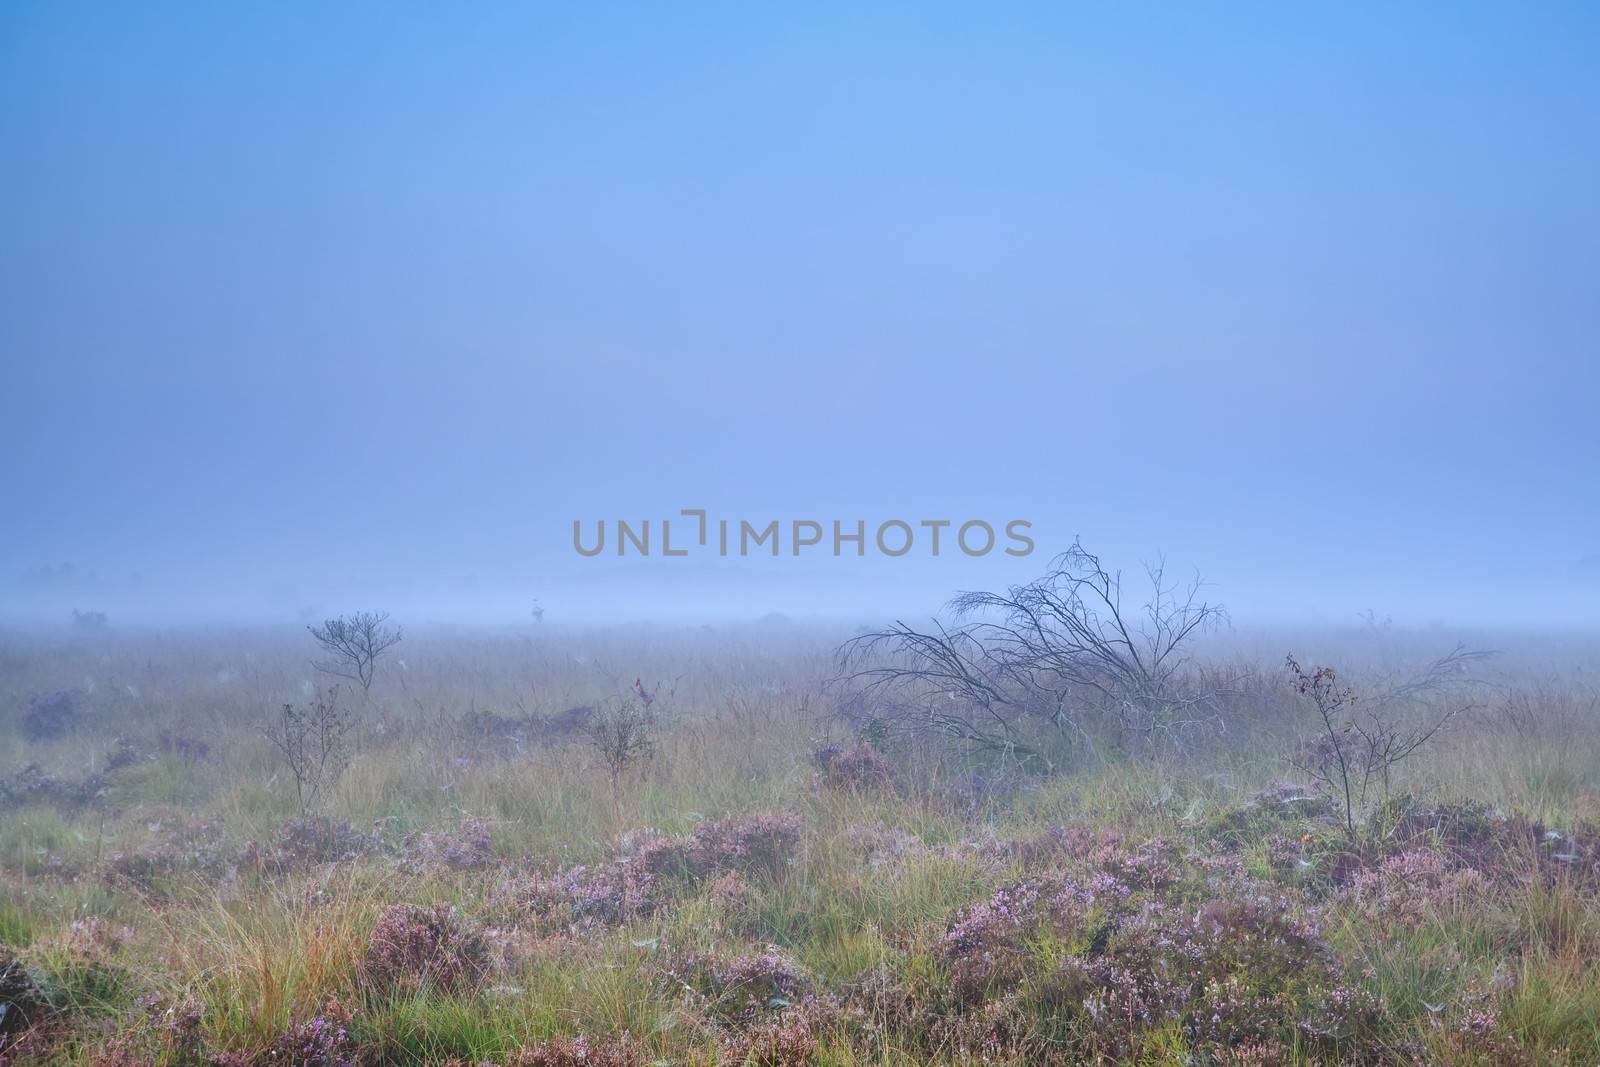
[588,679,660,827]
[307,611,402,701]
[262,687,357,817]
[836,540,1225,766]
[1287,646,1491,840]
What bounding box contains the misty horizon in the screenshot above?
[5,4,1598,627]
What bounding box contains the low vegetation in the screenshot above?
[1,603,1598,1064]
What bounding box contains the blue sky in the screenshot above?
[3,3,1597,624]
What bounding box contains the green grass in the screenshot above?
[2,624,1599,1065]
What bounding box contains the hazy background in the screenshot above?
[3,3,1597,627]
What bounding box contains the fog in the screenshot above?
[3,4,1598,628]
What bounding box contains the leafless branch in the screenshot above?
[834,540,1227,765]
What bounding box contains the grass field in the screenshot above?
[2,621,1598,1065]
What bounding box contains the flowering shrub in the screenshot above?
[1263,833,1308,876]
[500,1034,640,1067]
[102,849,179,892]
[982,826,1184,891]
[101,737,141,773]
[504,811,802,934]
[253,1000,356,1066]
[363,904,489,994]
[628,834,696,881]
[104,819,236,891]
[942,877,1050,1001]
[503,862,663,932]
[156,726,213,763]
[810,743,892,791]
[88,994,205,1067]
[0,1027,58,1067]
[629,811,802,883]
[0,765,70,809]
[662,950,811,1030]
[842,824,919,869]
[1214,1038,1291,1066]
[1342,848,1493,928]
[937,836,1382,1060]
[20,689,82,740]
[56,916,128,961]
[398,817,495,872]
[708,870,750,904]
[260,816,384,870]
[719,1011,820,1067]
[685,812,802,881]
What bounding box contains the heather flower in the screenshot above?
[20,689,83,740]
[503,862,664,932]
[502,1034,640,1067]
[810,743,893,791]
[720,1010,822,1066]
[262,815,384,870]
[398,816,495,872]
[87,993,205,1067]
[841,824,919,868]
[255,1000,356,1066]
[938,837,1378,1058]
[505,810,804,938]
[686,811,802,881]
[363,903,489,994]
[943,879,1051,1002]
[1263,832,1307,875]
[662,950,811,1030]
[709,871,753,909]
[1342,848,1492,928]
